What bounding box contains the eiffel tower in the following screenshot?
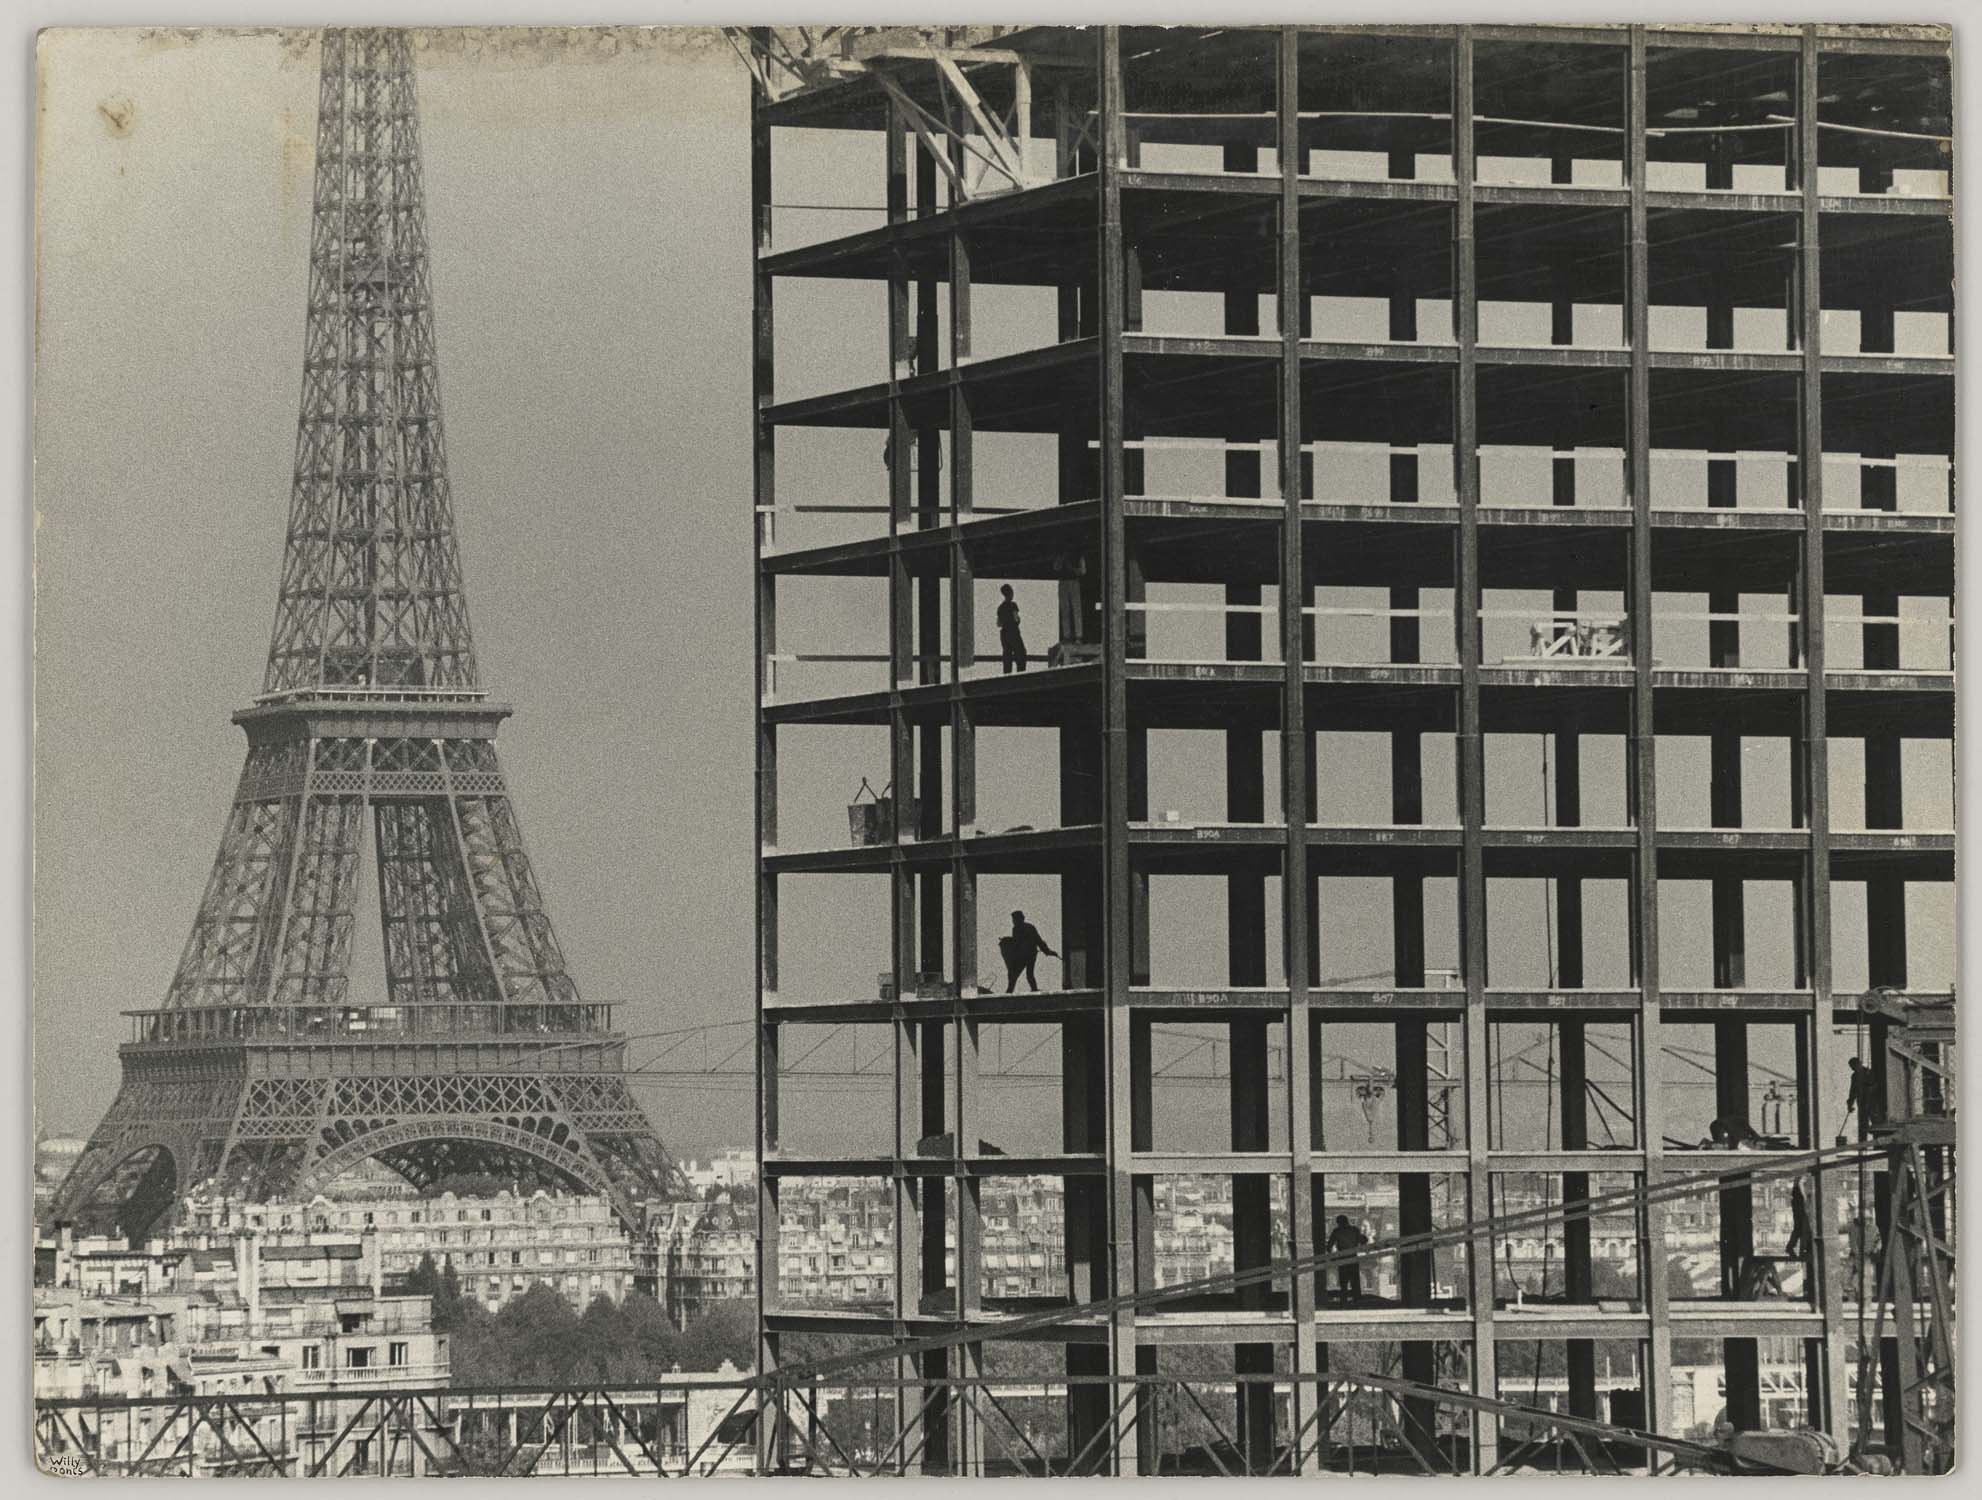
[51,28,685,1240]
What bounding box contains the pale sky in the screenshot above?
[32,25,1955,1163]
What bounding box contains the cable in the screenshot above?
[1851,1005,1871,1436]
[1541,733,1557,993]
[1766,114,1954,145]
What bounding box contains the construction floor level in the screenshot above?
[744,24,1955,1476]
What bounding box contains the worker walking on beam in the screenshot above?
[998,910,1057,993]
[996,584,1028,674]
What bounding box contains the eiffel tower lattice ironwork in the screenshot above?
[51,27,685,1240]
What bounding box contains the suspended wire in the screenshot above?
[1542,731,1557,992]
[780,1024,851,1072]
[1664,1041,1797,1085]
[1537,1021,1558,1323]
[1852,1005,1871,1387]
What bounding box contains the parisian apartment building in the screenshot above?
[35,1224,449,1390]
[178,1189,638,1313]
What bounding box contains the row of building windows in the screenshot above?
[396,1246,608,1268]
[477,1273,609,1300]
[377,1225,612,1247]
[288,1340,413,1372]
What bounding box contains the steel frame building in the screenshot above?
[750,24,1953,1474]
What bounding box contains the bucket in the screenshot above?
[848,778,886,846]
[848,779,919,844]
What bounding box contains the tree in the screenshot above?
[447,1298,509,1386]
[401,1252,443,1298]
[438,1285,703,1389]
[401,1252,471,1334]
[1497,1341,1550,1380]
[675,1299,755,1372]
[571,1294,634,1382]
[1667,1255,1705,1302]
[617,1290,683,1376]
[1588,1260,1636,1300]
[494,1282,584,1383]
[439,1260,464,1319]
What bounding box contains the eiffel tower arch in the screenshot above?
[51,27,685,1240]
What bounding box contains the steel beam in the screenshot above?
[1449,28,1502,1470]
[1094,28,1141,1475]
[1279,36,1319,1454]
[1622,25,1676,1438]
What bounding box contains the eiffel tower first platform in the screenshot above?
[51,28,686,1240]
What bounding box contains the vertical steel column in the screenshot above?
[748,59,782,1447]
[1275,24,1320,1474]
[1707,365,1746,996]
[1560,1018,1598,1421]
[1554,725,1584,987]
[1548,200,1586,1001]
[1711,727,1747,989]
[914,153,947,1223]
[1094,26,1142,1476]
[1715,1024,1759,1414]
[945,150,984,1476]
[1055,65,1108,1448]
[915,181,954,1455]
[1218,138,1275,1463]
[1623,26,1676,1436]
[1451,29,1498,1471]
[1794,24,1848,1440]
[881,103,920,1446]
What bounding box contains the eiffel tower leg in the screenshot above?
[48,1072,241,1239]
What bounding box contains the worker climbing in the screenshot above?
[996,584,1028,674]
[997,910,1058,993]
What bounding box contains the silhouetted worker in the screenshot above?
[1327,1215,1367,1301]
[997,911,1057,994]
[1786,1180,1813,1274]
[1735,1254,1784,1300]
[1842,1055,1878,1138]
[997,585,1028,674]
[1701,1115,1765,1149]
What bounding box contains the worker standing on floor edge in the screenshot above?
[1327,1214,1367,1302]
[998,910,1057,993]
[996,584,1028,673]
[1841,1055,1878,1142]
